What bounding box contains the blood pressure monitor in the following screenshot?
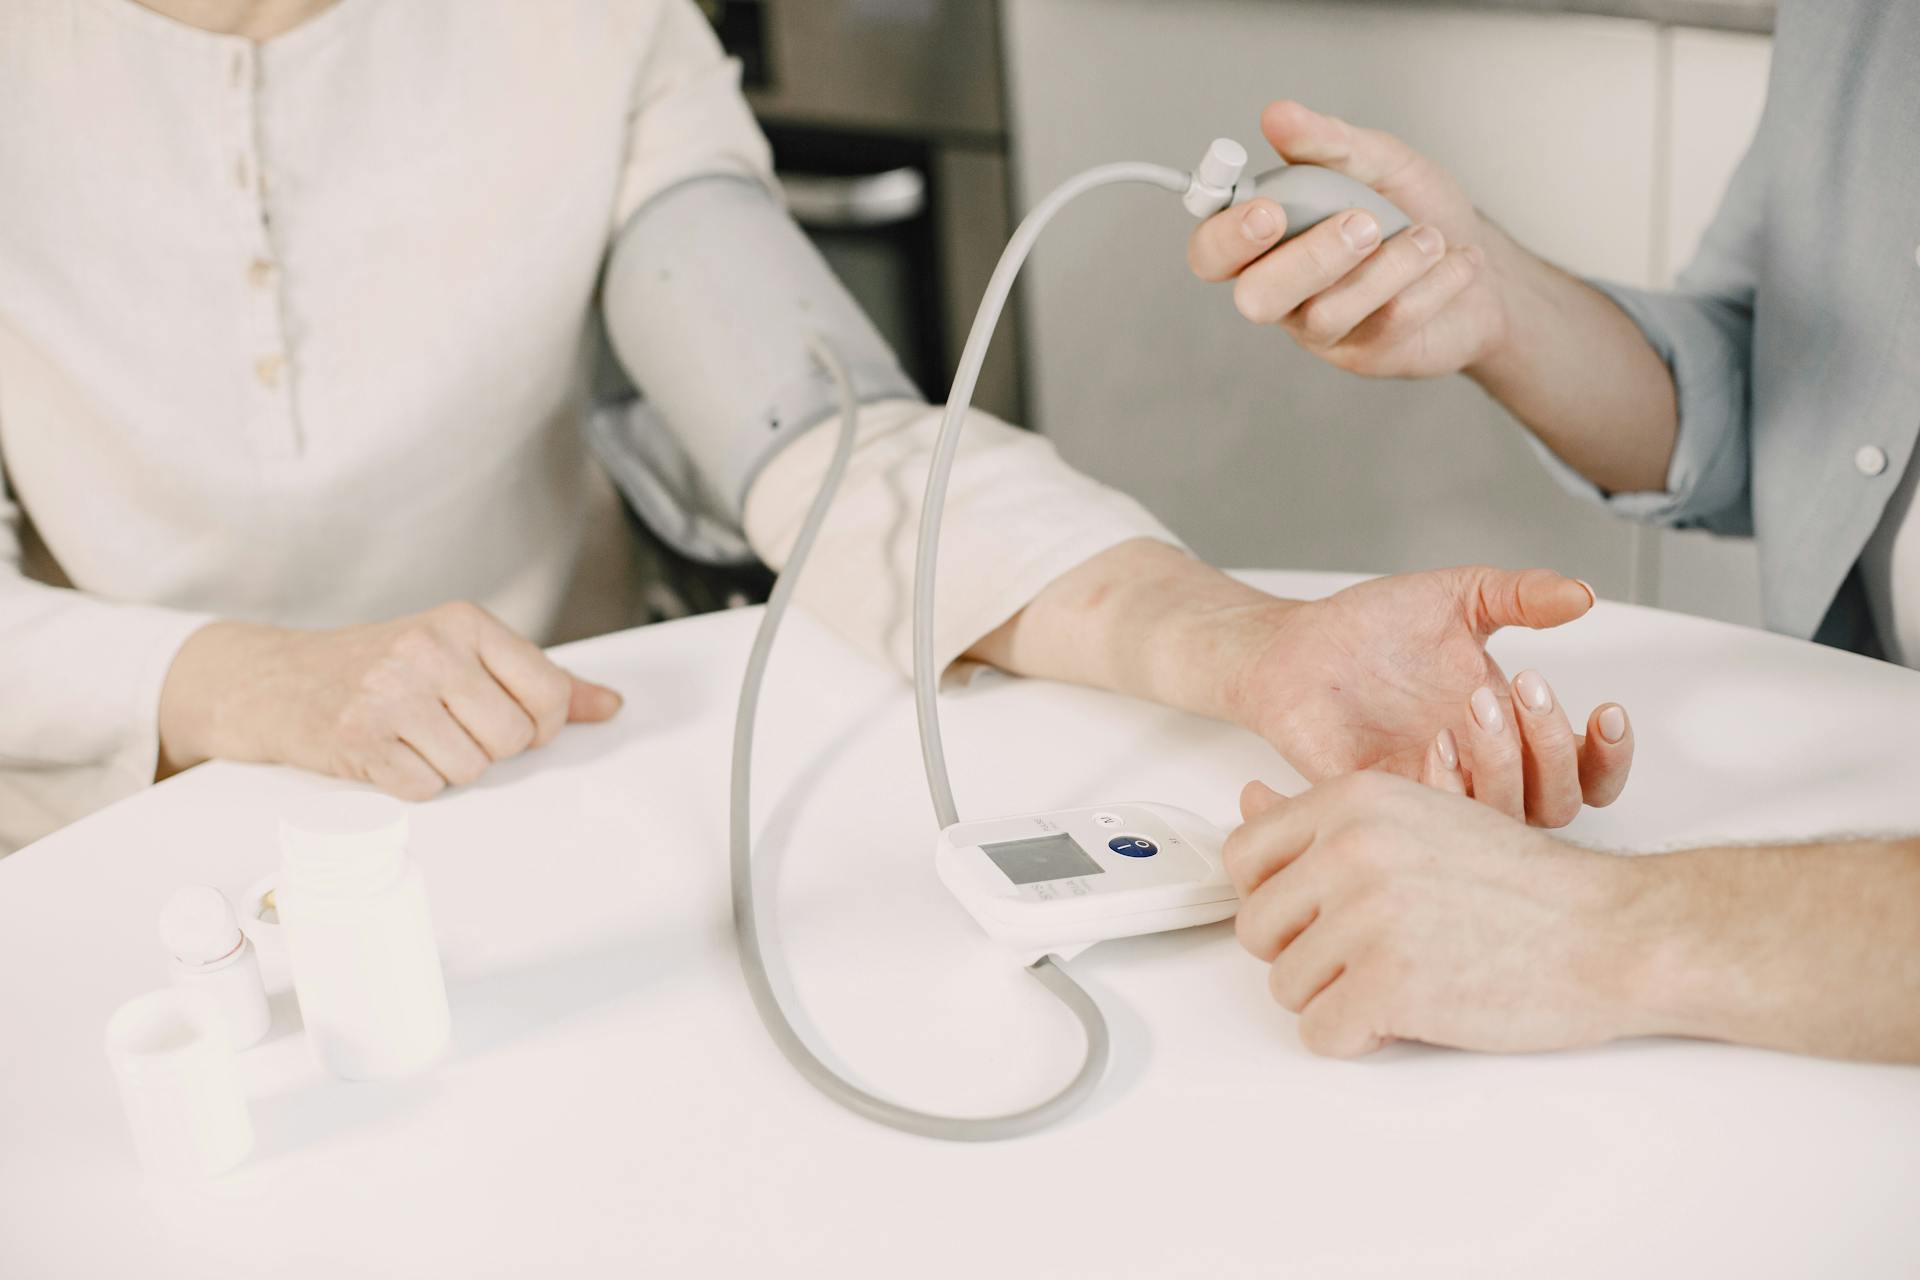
[935,803,1237,961]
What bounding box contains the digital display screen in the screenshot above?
[980,833,1104,886]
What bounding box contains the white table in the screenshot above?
[4,571,1917,1278]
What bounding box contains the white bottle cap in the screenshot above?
[1197,137,1248,191]
[159,884,274,1049]
[1183,137,1249,218]
[104,989,254,1178]
[280,792,410,898]
[158,885,245,966]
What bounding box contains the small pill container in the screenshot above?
[104,988,254,1178]
[159,885,273,1049]
[277,793,451,1080]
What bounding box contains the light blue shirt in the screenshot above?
[1534,0,1920,653]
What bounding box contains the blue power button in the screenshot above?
[1108,835,1159,858]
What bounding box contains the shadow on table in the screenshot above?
[246,1071,442,1164]
[256,987,304,1048]
[238,931,685,1163]
[447,926,689,1060]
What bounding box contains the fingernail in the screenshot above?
[1598,705,1627,743]
[1576,579,1597,607]
[1410,224,1444,256]
[1470,686,1503,734]
[1435,728,1459,770]
[1514,669,1552,713]
[1463,244,1486,267]
[1242,203,1278,241]
[1340,210,1380,252]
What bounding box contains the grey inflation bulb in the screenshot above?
[1240,164,1412,241]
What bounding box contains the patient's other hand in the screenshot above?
[157,602,623,799]
[1233,566,1633,826]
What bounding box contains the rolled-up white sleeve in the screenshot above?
[610,0,775,232]
[0,454,209,852]
[743,401,1181,675]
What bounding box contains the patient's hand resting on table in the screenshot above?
[158,602,623,800]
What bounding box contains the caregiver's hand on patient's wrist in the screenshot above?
[1225,773,1652,1057]
[157,602,623,799]
[1230,565,1632,827]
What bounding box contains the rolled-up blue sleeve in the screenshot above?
[1527,117,1769,537]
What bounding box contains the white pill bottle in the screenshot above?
[277,793,451,1079]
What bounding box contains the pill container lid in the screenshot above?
[158,885,245,966]
[279,792,410,898]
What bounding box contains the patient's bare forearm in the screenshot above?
[1466,225,1680,496]
[1628,837,1920,1062]
[966,539,1291,730]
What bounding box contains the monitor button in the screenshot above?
[1108,835,1158,858]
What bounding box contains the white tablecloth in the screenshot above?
[3,572,1917,1277]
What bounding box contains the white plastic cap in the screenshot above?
[1183,137,1249,218]
[1197,138,1247,191]
[158,886,244,966]
[279,792,410,899]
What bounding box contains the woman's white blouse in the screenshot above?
[0,0,1172,850]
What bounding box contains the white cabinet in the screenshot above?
[1001,0,1772,622]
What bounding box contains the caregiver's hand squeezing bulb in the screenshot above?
[277,794,450,1079]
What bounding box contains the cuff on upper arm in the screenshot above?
[742,401,1183,676]
[598,176,920,531]
[1527,279,1754,531]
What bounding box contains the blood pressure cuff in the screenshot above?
[590,175,922,563]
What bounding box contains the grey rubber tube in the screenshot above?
[729,333,1112,1140]
[910,162,1191,830]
